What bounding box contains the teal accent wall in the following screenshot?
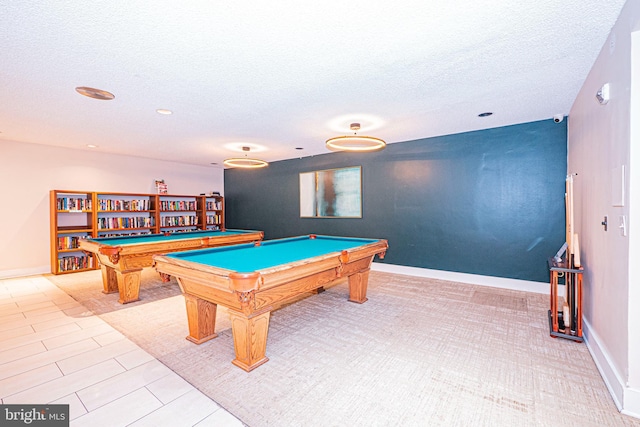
[224,119,567,282]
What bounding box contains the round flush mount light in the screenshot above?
[326,123,386,152]
[223,158,269,168]
[75,86,115,100]
[223,146,268,169]
[156,109,173,115]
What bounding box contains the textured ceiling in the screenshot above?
[0,1,627,167]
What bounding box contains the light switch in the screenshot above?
[619,215,627,236]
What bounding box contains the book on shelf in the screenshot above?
[155,179,168,194]
[57,197,92,211]
[99,198,151,211]
[57,235,89,250]
[205,201,222,210]
[161,215,198,227]
[206,214,221,224]
[58,255,94,272]
[160,200,197,211]
[99,231,153,237]
[97,216,154,230]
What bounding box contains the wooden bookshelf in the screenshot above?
[50,190,225,274]
[50,190,97,274]
[96,192,157,237]
[199,195,224,231]
[158,194,200,233]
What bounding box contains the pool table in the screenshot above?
[79,229,263,304]
[152,234,388,371]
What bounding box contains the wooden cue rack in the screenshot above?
[548,256,583,342]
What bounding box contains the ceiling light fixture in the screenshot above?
[75,86,115,100]
[156,109,173,115]
[325,123,386,152]
[223,146,268,169]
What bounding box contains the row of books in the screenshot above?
[160,215,198,227]
[161,228,196,233]
[97,217,154,230]
[57,235,88,250]
[57,197,219,213]
[159,200,197,211]
[205,201,222,210]
[206,215,222,224]
[58,255,94,272]
[98,231,153,238]
[57,197,92,211]
[98,199,152,211]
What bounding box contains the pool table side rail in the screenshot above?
[79,230,264,269]
[153,238,387,290]
[84,229,263,246]
[152,238,388,312]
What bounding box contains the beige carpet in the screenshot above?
[48,269,640,427]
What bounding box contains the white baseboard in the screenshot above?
[623,387,640,419]
[583,318,640,419]
[0,266,50,279]
[371,262,548,294]
[5,262,546,293]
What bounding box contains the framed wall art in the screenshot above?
[299,166,362,218]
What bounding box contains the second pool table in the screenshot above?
[79,229,264,303]
[152,234,388,371]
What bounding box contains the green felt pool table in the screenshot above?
[79,229,263,303]
[152,234,388,371]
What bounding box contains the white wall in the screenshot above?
[0,140,224,278]
[568,0,640,417]
[628,29,640,413]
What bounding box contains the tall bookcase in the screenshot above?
[158,194,200,233]
[49,190,225,275]
[199,195,224,231]
[50,190,96,274]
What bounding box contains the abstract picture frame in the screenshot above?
[299,166,362,218]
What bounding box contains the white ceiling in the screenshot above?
[0,1,627,167]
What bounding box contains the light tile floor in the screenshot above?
[0,275,245,427]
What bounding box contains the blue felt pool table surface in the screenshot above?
[164,235,382,272]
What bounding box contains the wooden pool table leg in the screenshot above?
[100,265,119,294]
[183,294,218,344]
[100,265,141,303]
[115,269,142,304]
[228,309,270,372]
[348,268,370,304]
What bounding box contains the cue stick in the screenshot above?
[563,301,571,332]
[566,175,574,265]
[564,174,576,314]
